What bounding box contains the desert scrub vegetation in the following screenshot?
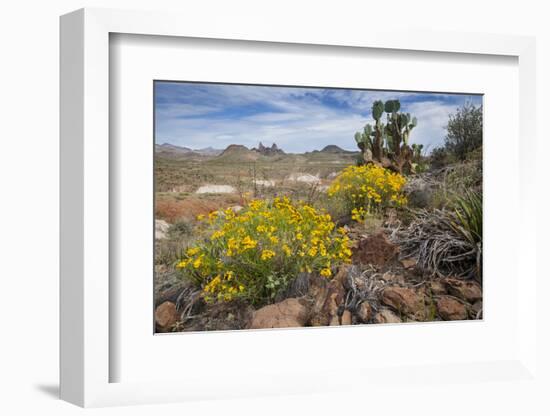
[176,197,352,305]
[155,193,242,223]
[450,190,482,249]
[444,103,483,161]
[155,219,196,266]
[430,103,483,168]
[327,164,407,221]
[392,190,482,280]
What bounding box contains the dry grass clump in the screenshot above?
[390,191,482,280]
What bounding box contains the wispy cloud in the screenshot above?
[155,82,482,153]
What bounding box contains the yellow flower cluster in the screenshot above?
[351,207,367,222]
[202,271,245,302]
[177,196,352,304]
[328,164,407,219]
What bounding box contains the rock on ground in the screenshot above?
[352,232,399,267]
[249,298,309,329]
[155,301,179,332]
[437,296,468,321]
[183,300,254,332]
[253,179,275,187]
[308,265,349,326]
[286,173,321,184]
[381,286,426,320]
[400,258,417,270]
[428,280,448,296]
[373,309,402,324]
[155,219,170,240]
[442,278,482,303]
[404,176,435,208]
[195,184,237,194]
[356,302,372,323]
[471,300,483,319]
[316,185,330,193]
[341,310,352,325]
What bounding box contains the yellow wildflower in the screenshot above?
[193,255,203,269]
[241,236,257,250]
[320,268,332,277]
[261,249,276,261]
[282,244,292,257]
[186,247,200,256]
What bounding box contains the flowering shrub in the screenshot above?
[176,197,352,305]
[327,164,407,218]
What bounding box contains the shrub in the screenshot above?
[327,164,407,219]
[176,197,352,305]
[155,198,188,223]
[444,158,482,194]
[167,220,193,239]
[430,146,453,169]
[444,103,483,161]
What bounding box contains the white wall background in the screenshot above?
[0,0,547,414]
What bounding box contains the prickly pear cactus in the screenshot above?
[372,100,384,121]
[353,98,419,174]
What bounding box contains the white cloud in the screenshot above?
[155,82,481,153]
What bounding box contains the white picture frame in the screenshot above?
[60,7,538,408]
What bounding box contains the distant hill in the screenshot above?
[155,143,193,154]
[320,145,349,153]
[155,143,223,157]
[302,144,357,159]
[216,144,261,162]
[155,141,360,166]
[197,146,223,156]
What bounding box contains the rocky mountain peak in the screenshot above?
[255,141,285,156]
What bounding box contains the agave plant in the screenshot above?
[450,190,482,247]
[391,190,483,280]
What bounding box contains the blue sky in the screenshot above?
[155,81,482,153]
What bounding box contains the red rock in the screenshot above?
[381,286,426,319]
[356,302,372,323]
[373,309,401,324]
[308,268,347,327]
[437,296,468,321]
[341,310,352,325]
[428,280,447,296]
[352,232,399,267]
[249,298,309,329]
[400,258,417,269]
[442,278,482,303]
[155,301,179,332]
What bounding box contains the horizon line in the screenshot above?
[156,141,360,153]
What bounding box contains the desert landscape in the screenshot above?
[154,83,483,333]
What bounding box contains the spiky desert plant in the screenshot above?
[353,99,418,174]
[391,191,482,280]
[371,100,386,160]
[449,190,482,247]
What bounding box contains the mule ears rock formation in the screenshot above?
[254,141,285,156]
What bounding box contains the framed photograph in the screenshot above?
[152,80,483,333]
[60,8,537,407]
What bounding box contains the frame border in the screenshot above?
[60,7,537,407]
